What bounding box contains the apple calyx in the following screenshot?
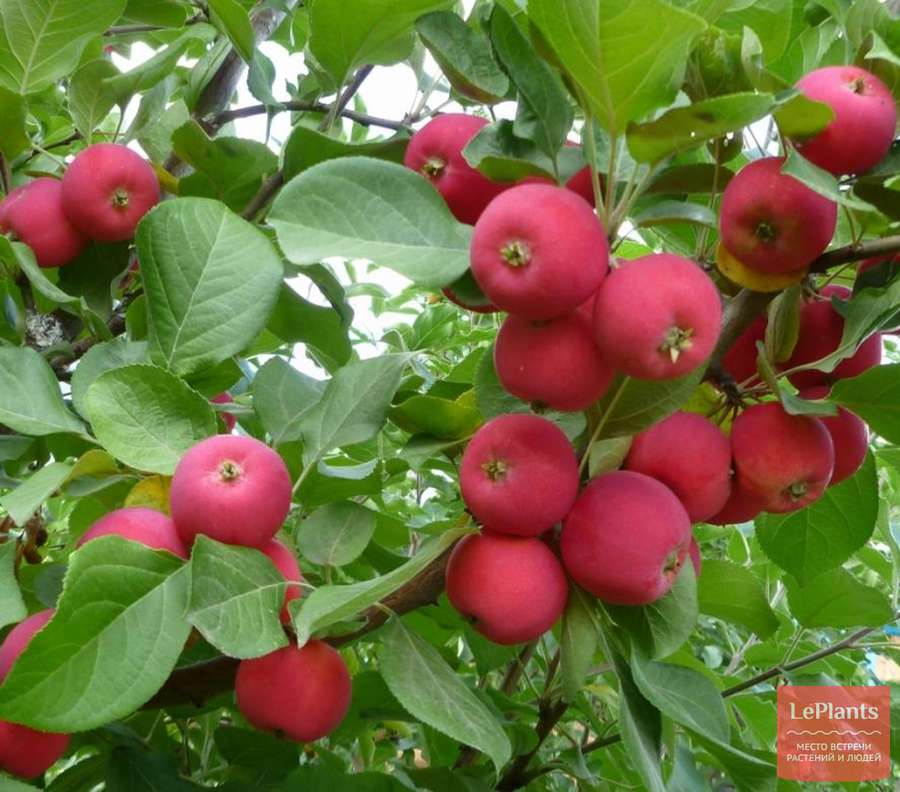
[500,240,531,268]
[659,326,694,363]
[421,157,446,179]
[218,459,243,482]
[481,459,509,481]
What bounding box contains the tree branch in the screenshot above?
[213,101,410,131]
[142,545,455,710]
[809,233,900,273]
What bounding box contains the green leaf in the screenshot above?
[379,619,511,774]
[309,0,454,84]
[0,541,26,629]
[490,5,572,160]
[208,0,255,63]
[389,395,481,440]
[416,11,508,103]
[627,92,774,163]
[290,523,471,645]
[282,126,408,181]
[70,338,149,419]
[296,501,377,567]
[780,147,841,201]
[68,59,119,141]
[630,650,729,743]
[0,86,28,159]
[84,364,216,475]
[106,745,204,791]
[0,537,190,731]
[0,0,125,94]
[474,343,529,418]
[606,562,697,660]
[764,284,801,364]
[462,119,556,182]
[0,346,86,436]
[0,461,72,526]
[697,560,779,638]
[270,158,472,288]
[267,283,352,372]
[560,586,599,702]
[172,121,279,212]
[588,436,632,477]
[718,0,793,64]
[252,357,326,445]
[773,91,835,139]
[187,536,289,659]
[609,647,665,792]
[688,731,776,792]
[785,567,893,628]
[297,354,410,465]
[633,200,717,229]
[138,198,284,377]
[103,26,216,106]
[756,453,878,583]
[597,369,705,439]
[528,0,707,133]
[832,364,900,444]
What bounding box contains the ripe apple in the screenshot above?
[593,253,722,380]
[403,114,507,225]
[170,435,292,548]
[445,531,568,645]
[1,178,86,268]
[459,413,579,536]
[0,610,69,778]
[719,157,837,274]
[793,66,896,175]
[731,402,834,513]
[720,315,767,385]
[494,309,614,411]
[800,386,868,486]
[561,471,692,605]
[470,183,609,320]
[77,506,188,559]
[258,538,303,624]
[783,285,882,389]
[236,640,351,742]
[61,143,160,242]
[706,478,768,525]
[624,411,731,522]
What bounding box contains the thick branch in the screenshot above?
[143,546,454,710]
[809,233,900,273]
[497,699,568,791]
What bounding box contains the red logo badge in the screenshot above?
[777,685,890,781]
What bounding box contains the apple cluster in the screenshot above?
[0,143,159,268]
[402,65,894,648]
[0,435,347,778]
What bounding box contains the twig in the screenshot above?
[214,101,409,131]
[241,170,284,221]
[808,233,900,273]
[0,154,10,195]
[496,699,568,791]
[142,545,456,710]
[319,64,375,132]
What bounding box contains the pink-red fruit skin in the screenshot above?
[77,506,188,559]
[561,471,692,606]
[731,402,834,513]
[495,309,613,411]
[800,387,868,486]
[446,531,568,644]
[719,157,837,274]
[470,183,609,320]
[210,392,236,432]
[170,435,292,548]
[593,253,722,380]
[706,480,767,525]
[2,178,87,268]
[784,285,882,389]
[235,640,351,742]
[624,411,731,522]
[259,539,303,624]
[721,315,766,385]
[403,114,507,225]
[794,66,896,175]
[0,610,70,778]
[460,414,579,537]
[61,143,160,242]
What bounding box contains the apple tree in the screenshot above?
[0,0,899,789]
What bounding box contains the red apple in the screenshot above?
[459,414,579,537]
[800,386,868,486]
[793,66,896,175]
[258,538,303,624]
[77,506,188,559]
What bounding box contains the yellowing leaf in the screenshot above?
[125,476,172,515]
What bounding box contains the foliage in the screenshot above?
[0,0,898,790]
